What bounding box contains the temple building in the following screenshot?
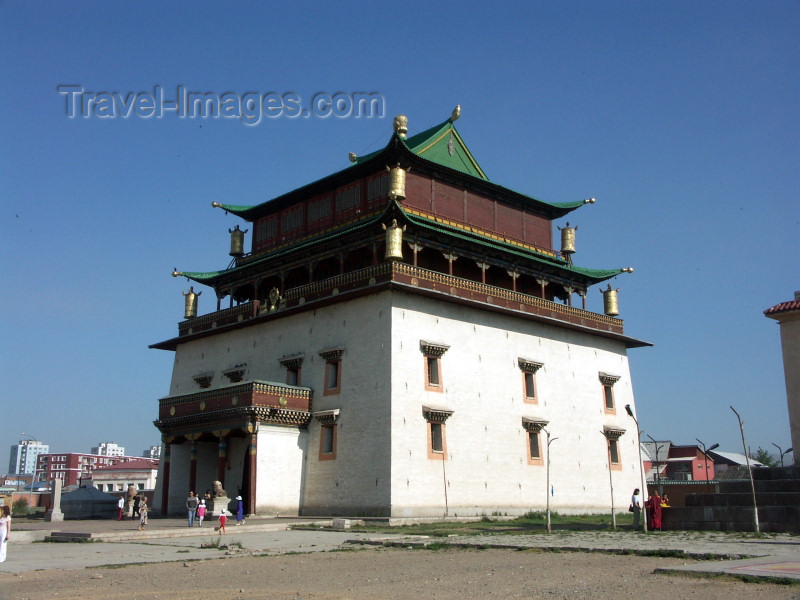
[765,291,800,465]
[151,108,650,518]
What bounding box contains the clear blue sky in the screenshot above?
[1,1,798,472]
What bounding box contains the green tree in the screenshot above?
[752,447,777,467]
[12,497,28,515]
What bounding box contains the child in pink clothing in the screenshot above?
[196,500,206,527]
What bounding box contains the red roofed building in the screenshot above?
[89,458,159,494]
[765,291,800,465]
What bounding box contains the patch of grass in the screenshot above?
[345,512,634,537]
[655,568,800,587]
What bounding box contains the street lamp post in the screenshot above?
[543,427,558,534]
[696,438,719,493]
[772,443,793,468]
[730,406,760,533]
[625,404,648,532]
[646,434,663,495]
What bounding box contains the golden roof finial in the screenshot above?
[348,152,357,163]
[393,115,408,138]
[172,268,183,277]
[451,105,461,122]
[211,201,222,208]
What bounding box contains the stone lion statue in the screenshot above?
[212,481,227,498]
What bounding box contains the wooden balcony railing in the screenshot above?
[177,263,623,338]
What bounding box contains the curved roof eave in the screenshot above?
[173,209,390,288]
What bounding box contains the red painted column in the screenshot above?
[189,439,198,493]
[247,425,258,516]
[217,437,227,487]
[160,441,171,515]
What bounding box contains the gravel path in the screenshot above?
[2,546,798,600]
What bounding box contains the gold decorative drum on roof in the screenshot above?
[229,225,246,257]
[560,225,576,255]
[388,165,406,201]
[183,287,200,319]
[601,285,619,316]
[383,219,405,261]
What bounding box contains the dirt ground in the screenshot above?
[1,546,798,600]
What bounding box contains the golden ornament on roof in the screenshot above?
[393,115,408,138]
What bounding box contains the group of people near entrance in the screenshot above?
[117,493,149,530]
[186,490,245,532]
[630,488,670,530]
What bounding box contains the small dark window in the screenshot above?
[529,431,541,459]
[524,372,536,399]
[326,361,339,389]
[321,425,335,454]
[427,357,440,386]
[604,385,614,410]
[609,439,620,464]
[431,423,444,453]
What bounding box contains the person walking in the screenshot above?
[132,494,141,520]
[630,488,643,531]
[196,499,206,527]
[137,498,148,531]
[117,495,125,521]
[235,495,245,525]
[0,505,11,562]
[218,510,227,534]
[186,491,198,527]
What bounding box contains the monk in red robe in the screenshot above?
[646,491,663,530]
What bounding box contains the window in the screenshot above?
[602,426,625,471]
[314,409,340,461]
[423,406,453,460]
[279,354,304,386]
[519,359,543,404]
[528,431,541,460]
[366,173,389,209]
[326,361,339,389]
[335,184,361,218]
[426,356,440,387]
[599,373,621,413]
[608,439,620,465]
[522,418,548,466]
[307,194,333,226]
[430,423,444,453]
[421,341,450,392]
[603,385,614,410]
[281,205,304,237]
[319,348,344,396]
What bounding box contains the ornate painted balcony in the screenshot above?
[155,380,312,437]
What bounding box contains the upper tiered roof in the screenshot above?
[175,109,631,296]
[212,109,588,222]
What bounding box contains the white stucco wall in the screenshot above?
[254,425,307,514]
[155,288,646,517]
[389,292,643,517]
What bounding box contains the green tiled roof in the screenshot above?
[212,203,256,218]
[173,211,386,286]
[402,119,488,180]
